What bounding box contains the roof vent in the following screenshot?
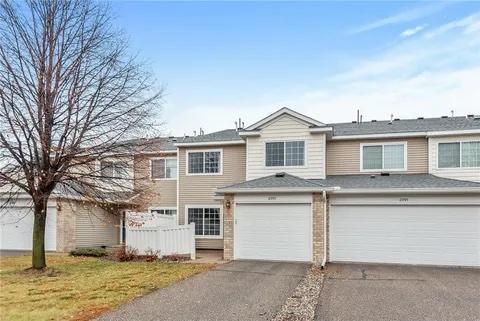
[275,172,285,177]
[394,118,400,121]
[467,114,474,118]
[351,121,357,124]
[172,138,177,142]
[441,115,448,118]
[380,172,390,176]
[370,175,375,179]
[417,117,424,120]
[371,120,377,122]
[474,115,480,120]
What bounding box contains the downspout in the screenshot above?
[321,190,327,268]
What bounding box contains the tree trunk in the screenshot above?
[32,201,47,269]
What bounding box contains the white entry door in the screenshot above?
[0,206,57,251]
[330,205,480,267]
[235,203,312,262]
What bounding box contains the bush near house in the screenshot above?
[70,247,107,257]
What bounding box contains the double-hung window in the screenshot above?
[187,207,222,238]
[438,141,480,168]
[100,160,129,178]
[187,150,222,174]
[151,158,177,179]
[265,141,305,167]
[362,143,406,171]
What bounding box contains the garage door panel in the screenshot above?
[330,205,480,267]
[235,203,312,262]
[0,207,57,251]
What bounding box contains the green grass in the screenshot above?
[0,255,213,321]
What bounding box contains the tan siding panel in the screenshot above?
[134,153,177,211]
[66,201,120,248]
[179,145,246,249]
[326,137,428,175]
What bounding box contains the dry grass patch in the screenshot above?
[0,255,213,321]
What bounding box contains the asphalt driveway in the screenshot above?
[316,263,480,321]
[96,260,308,321]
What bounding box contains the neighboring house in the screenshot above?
[1,107,479,268]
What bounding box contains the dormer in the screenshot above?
[239,107,332,180]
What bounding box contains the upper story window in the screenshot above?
[438,141,480,168]
[265,141,305,167]
[187,150,222,175]
[361,143,406,171]
[100,160,129,178]
[151,158,177,179]
[150,208,177,216]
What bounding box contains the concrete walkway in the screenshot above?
[96,260,308,321]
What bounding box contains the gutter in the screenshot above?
[331,187,480,194]
[174,140,245,147]
[216,186,339,194]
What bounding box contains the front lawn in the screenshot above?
[0,255,213,321]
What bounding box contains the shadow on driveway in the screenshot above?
[97,260,309,321]
[316,263,480,321]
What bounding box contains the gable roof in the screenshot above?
[244,107,329,131]
[329,116,480,138]
[217,173,334,193]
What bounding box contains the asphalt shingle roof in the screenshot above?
[312,174,480,189]
[180,129,242,144]
[219,173,480,191]
[329,116,480,137]
[219,173,326,190]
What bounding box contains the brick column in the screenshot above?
[56,200,76,252]
[223,193,234,260]
[312,193,326,265]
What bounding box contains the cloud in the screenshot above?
[351,2,449,34]
[166,11,480,134]
[400,25,426,37]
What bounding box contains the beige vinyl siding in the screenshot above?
[326,137,428,175]
[179,144,246,249]
[134,153,177,211]
[246,114,326,180]
[58,200,120,248]
[428,135,480,182]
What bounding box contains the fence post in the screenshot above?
[190,223,196,260]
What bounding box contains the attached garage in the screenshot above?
[329,195,480,267]
[234,202,312,262]
[0,200,57,251]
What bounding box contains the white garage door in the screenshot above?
[235,203,312,262]
[330,205,480,267]
[0,207,57,251]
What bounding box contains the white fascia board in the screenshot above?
[174,140,245,147]
[426,129,480,137]
[245,107,325,130]
[216,186,339,194]
[332,187,480,194]
[331,129,480,140]
[238,130,261,137]
[309,127,333,133]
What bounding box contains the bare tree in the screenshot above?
[0,0,163,269]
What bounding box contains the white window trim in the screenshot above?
[185,204,223,239]
[264,140,307,168]
[360,141,408,172]
[150,157,177,180]
[437,140,480,170]
[149,206,178,215]
[185,148,223,176]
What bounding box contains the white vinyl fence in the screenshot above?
[125,211,195,259]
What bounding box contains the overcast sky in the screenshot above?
[112,1,480,136]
